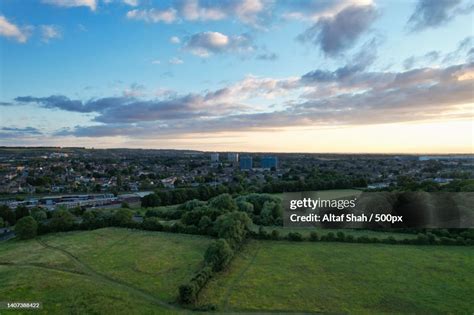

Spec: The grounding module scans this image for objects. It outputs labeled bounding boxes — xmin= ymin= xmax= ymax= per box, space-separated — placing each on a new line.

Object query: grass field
xmin=0 ymin=228 xmax=212 ymax=314
xmin=199 ymin=240 xmax=474 ymax=314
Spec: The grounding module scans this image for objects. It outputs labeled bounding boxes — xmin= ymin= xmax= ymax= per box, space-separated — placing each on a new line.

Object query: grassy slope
xmin=200 ymin=240 xmax=474 ymax=314
xmin=0 ymin=228 xmax=211 ymax=314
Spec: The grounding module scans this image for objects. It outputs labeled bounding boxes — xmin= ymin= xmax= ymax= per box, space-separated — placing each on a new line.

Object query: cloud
xmin=7 ymin=52 xmax=473 ymax=139
xmin=0 ymin=16 xmax=30 ymax=43
xmin=169 ymin=57 xmax=184 ymax=64
xmin=170 ymin=36 xmax=180 ymax=44
xmin=298 ymin=4 xmax=377 ymax=56
xmin=40 ymin=25 xmax=62 ymax=43
xmin=151 ymin=59 xmax=161 ymax=65
xmin=178 ymin=0 xmax=270 ymax=26
xmin=42 ymin=0 xmax=97 ymax=11
xmin=56 ymin=61 xmax=473 ymax=138
xmin=124 ymin=0 xmax=271 ymax=27
xmin=184 ymin=31 xmax=254 ymax=57
xmin=443 ymin=36 xmax=474 ymax=63
xmin=403 ymin=51 xmax=440 ymax=69
xmin=0 ymin=127 xmax=42 ymax=139
xmin=301 ymin=38 xmax=379 ymax=84
xmin=122 ymin=0 xmax=138 ymax=6
xmin=407 ymin=0 xmax=472 ymax=31
xmin=283 ymin=0 xmax=373 ymax=21
xmin=126 ymin=8 xmax=177 ymax=23
xmin=123 ymin=83 xmax=146 ymax=97
xmin=256 ymin=52 xmax=278 ymax=61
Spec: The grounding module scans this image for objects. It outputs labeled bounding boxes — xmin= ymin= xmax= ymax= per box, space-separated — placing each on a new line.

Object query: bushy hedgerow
xmin=178 ymin=266 xmax=213 ymax=304
xmin=287 ymin=232 xmax=303 ymax=241
xmin=309 ymin=231 xmax=319 ymax=241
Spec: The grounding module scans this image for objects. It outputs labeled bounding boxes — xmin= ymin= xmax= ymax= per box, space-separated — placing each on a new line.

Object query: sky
xmin=0 ymin=0 xmax=473 ymax=153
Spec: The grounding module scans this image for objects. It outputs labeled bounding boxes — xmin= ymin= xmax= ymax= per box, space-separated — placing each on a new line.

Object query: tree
xmin=260 ymin=201 xmax=281 ymax=225
xmin=15 ymin=205 xmax=30 ymax=221
xmin=31 ymin=209 xmax=47 ymax=222
xmin=141 ymin=193 xmax=161 ymax=208
xmin=142 ymin=217 xmax=164 ymax=231
xmin=50 ymin=209 xmax=75 ymax=231
xmin=204 ymin=239 xmax=233 ymax=271
xmin=214 ymin=211 xmax=251 ymax=248
xmin=0 ymin=205 xmax=15 ymax=225
xmin=198 ymin=216 xmax=213 ymax=234
xmin=113 ymin=209 xmax=133 ymax=226
xmin=236 ymin=200 xmax=254 ymax=215
xmin=287 ymin=232 xmax=303 ymax=241
xmin=209 ymin=194 xmax=237 ymax=212
xmin=178 ymin=284 xmax=196 ymax=304
xmin=15 ymin=216 xmax=38 ymax=239
xmin=0 ymin=217 xmax=4 ymax=228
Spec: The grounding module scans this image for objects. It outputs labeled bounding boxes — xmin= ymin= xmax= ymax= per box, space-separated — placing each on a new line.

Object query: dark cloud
xmin=301 ymin=38 xmax=379 ymax=83
xmin=15 ymin=95 xmax=88 ymax=112
xmin=443 ymin=36 xmax=474 ymax=63
xmin=407 ymin=0 xmax=472 ymax=31
xmin=403 ymin=50 xmax=440 ymax=69
xmin=256 ymin=52 xmax=278 ymax=61
xmin=0 ymin=127 xmax=42 ymax=138
xmin=12 ymin=91 xmax=247 ymax=125
xmin=298 ymin=5 xmax=377 ymax=56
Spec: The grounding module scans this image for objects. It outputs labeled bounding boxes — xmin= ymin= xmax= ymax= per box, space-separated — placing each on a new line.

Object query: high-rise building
xmin=210 ymin=153 xmax=220 ymax=162
xmin=239 ymin=156 xmax=253 ymax=170
xmin=228 ymin=153 xmax=239 ymax=162
xmin=261 ymin=156 xmax=278 ymax=169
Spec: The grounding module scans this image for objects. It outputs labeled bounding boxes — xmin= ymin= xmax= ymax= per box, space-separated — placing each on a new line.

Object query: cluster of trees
xmin=235 ymin=194 xmax=282 ymax=225
xmin=176 ymin=195 xmax=252 ymax=306
xmin=0 ymin=204 xmax=32 ymax=226
xmin=141 ymin=184 xmax=243 ymax=208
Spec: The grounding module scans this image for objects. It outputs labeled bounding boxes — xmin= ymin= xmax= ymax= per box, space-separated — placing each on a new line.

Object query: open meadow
xmin=199 ymin=240 xmax=474 ymax=313
xmin=0 ymin=228 xmax=211 ymax=314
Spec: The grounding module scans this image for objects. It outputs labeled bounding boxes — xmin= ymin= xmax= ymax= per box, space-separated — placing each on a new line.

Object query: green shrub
xmin=287 ymin=232 xmax=303 ymax=241
xmin=15 ymin=216 xmax=38 ymax=240
xmin=204 ymin=239 xmax=234 ymax=272
xmin=309 ymin=231 xmax=319 ymax=241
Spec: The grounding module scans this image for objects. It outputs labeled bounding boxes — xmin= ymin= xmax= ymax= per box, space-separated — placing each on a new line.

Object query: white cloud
xmin=123 ymin=0 xmax=271 ymax=27
xmin=180 ymin=0 xmax=227 ymax=21
xmin=283 ymin=0 xmax=373 ymax=22
xmin=184 ymin=31 xmax=254 ymax=57
xmin=151 ymin=59 xmax=161 ymax=65
xmin=170 ymin=36 xmax=180 ymax=44
xmin=122 ymin=0 xmax=138 ymax=6
xmin=42 ymin=0 xmax=97 ymax=11
xmin=169 ymin=57 xmax=184 ymax=64
xmin=126 ymin=8 xmax=177 ymax=23
xmin=40 ymin=25 xmax=62 ymax=43
xmin=0 ymin=16 xmax=30 ymax=43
